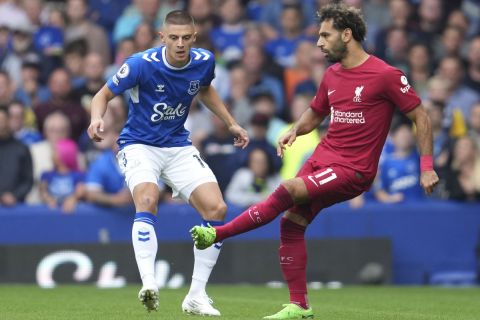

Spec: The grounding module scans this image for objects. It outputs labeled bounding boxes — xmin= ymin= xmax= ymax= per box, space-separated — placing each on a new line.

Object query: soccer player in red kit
xmin=191 ymin=4 xmax=439 ymax=319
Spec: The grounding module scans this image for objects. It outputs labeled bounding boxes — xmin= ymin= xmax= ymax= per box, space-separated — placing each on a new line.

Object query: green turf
xmin=0 ymin=285 xmax=479 ymax=320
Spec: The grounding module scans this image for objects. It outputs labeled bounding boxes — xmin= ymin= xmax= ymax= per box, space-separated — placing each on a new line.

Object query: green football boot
xmin=263 ymin=304 xmax=314 ymax=319
xmin=190 ymin=224 xmax=217 ymax=249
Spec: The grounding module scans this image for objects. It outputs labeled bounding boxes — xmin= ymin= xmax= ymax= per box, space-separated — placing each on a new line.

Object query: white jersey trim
xmin=130 ymin=85 xmax=139 ymax=103
xmin=161 ymin=47 xmax=192 ymax=70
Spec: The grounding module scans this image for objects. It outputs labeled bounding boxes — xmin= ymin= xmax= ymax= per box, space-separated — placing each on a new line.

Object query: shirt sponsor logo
xmin=400 ymin=75 xmax=411 ymax=93
xmin=151 ymin=102 xmax=187 ymax=122
xmin=353 ymin=85 xmax=364 ymax=102
xmin=330 ymin=106 xmax=365 ymax=124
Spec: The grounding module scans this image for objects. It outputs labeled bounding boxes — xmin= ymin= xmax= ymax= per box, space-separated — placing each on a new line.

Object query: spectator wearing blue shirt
xmin=85 ymin=123 xmax=132 ymax=207
xmin=374 ymin=123 xmax=424 ymax=203
xmin=8 ymin=101 xmax=42 ymax=145
xmin=264 ymin=4 xmax=315 ymax=68
xmin=40 ymin=139 xmax=85 ymax=213
xmin=210 ymin=0 xmax=246 ymax=62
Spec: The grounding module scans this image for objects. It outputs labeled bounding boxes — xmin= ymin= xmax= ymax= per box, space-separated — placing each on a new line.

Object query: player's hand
xmin=229 ymin=124 xmax=249 ymax=149
xmin=420 ymin=170 xmax=439 ymax=195
xmin=277 ymin=129 xmax=297 ymax=158
xmin=88 ymin=118 xmax=105 ymax=142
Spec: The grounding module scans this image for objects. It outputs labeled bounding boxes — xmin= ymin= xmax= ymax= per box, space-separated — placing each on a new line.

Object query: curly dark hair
xmin=317 ymin=3 xmax=367 ymax=42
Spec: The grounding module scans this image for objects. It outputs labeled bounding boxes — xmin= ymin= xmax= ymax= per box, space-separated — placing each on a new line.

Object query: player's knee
xmin=281 ymin=180 xmax=303 ymax=202
xmin=135 ymin=194 xmax=158 ymax=212
xmin=203 ymin=200 xmax=227 ymax=221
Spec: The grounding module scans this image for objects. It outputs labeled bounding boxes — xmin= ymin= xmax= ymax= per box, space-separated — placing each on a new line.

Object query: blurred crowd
xmin=0 ymin=0 xmax=480 ymax=213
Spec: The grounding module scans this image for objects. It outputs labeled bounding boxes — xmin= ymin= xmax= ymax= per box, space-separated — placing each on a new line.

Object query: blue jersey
xmin=85 ymin=149 xmax=125 ymax=194
xmin=106 ymin=46 xmax=216 ymax=149
xmin=378 ymin=151 xmax=424 ymax=200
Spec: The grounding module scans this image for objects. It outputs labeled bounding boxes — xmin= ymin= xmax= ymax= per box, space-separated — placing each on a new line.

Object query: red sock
xmin=214 ymin=185 xmax=293 ymax=242
xmin=279 ymin=217 xmax=309 ymax=309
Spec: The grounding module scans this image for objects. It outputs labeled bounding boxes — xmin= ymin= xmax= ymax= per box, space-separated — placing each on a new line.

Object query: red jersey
xmin=310 ymin=55 xmax=421 ymax=182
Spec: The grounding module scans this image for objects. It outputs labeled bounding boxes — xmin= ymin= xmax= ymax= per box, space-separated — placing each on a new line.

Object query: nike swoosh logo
xmin=328 ymin=90 xmax=336 ymax=96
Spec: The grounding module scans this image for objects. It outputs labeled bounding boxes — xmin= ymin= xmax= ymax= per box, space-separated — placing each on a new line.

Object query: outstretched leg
xmin=191 ymin=180 xmax=306 ymax=248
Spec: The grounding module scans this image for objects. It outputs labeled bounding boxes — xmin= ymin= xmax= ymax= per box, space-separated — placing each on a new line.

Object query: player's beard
xmin=324 ymin=38 xmax=348 ymax=63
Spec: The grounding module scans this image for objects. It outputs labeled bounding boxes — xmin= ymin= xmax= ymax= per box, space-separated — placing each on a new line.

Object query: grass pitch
xmin=0 ymin=285 xmax=479 ymax=320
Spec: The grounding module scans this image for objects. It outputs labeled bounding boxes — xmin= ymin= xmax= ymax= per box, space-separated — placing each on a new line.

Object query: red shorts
xmin=289 ymin=161 xmax=371 ymax=223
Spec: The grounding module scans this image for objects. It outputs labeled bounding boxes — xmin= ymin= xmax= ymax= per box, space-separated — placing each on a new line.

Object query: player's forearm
xmin=198 ymin=86 xmax=236 ymax=127
xmin=86 ymin=190 xmax=115 ymax=206
xmin=90 ymin=85 xmax=114 ymax=120
xmin=292 ymin=108 xmax=325 ymax=136
xmin=412 ymin=107 xmax=433 ymax=156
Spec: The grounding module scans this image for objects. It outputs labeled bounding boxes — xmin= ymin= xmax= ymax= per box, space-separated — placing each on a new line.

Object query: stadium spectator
xmin=424 ymin=100 xmax=451 ymax=169
xmin=374 ymin=0 xmax=413 ymax=59
xmin=265 ymin=4 xmax=315 ymax=68
xmin=210 ymin=0 xmax=246 ymax=63
xmin=200 ymin=111 xmax=241 ymax=193
xmin=73 ymin=52 xmax=107 ymax=113
xmin=294 ymin=47 xmax=328 ymax=97
xmin=410 ymin=0 xmax=443 ymax=48
xmin=242 ymin=44 xmax=285 ymax=115
xmin=283 ymin=41 xmax=316 ymax=105
xmin=465 ymin=35 xmax=480 ymax=92
xmin=87 ymin=10 xmax=249 ymax=315
xmin=105 ymin=37 xmax=136 ymax=80
xmin=437 ymin=56 xmax=480 ymax=127
xmin=1 ymin=20 xmax=39 ymax=87
xmin=65 ymin=0 xmax=110 ymax=65
xmin=435 ymin=25 xmax=466 ymax=62
xmin=259 ymin=0 xmax=317 ymax=41
xmin=63 ymin=39 xmax=88 ymax=89
xmin=133 ymin=22 xmax=156 ymax=52
xmin=384 ymin=26 xmax=409 ymax=73
xmin=85 ymin=119 xmax=132 ymax=208
xmin=191 ymin=5 xmax=439 ymax=319
xmin=250 ymin=92 xmax=286 ymax=147
xmin=374 ymin=124 xmax=423 ymax=203
xmin=113 ymin=0 xmax=162 ymax=44
xmin=27 ymin=111 xmax=78 ymax=204
xmin=237 ymin=112 xmax=282 ymax=173
xmin=0 ymin=70 xmax=14 ymax=106
xmin=278 ymin=93 xmax=320 ymax=180
xmin=440 ymin=135 xmax=480 ymax=201
xmin=187 ymin=0 xmax=217 ymax=38
xmin=8 ymin=100 xmax=42 ymax=145
xmin=87 ymin=0 xmax=130 ymax=35
xmin=39 ymin=138 xmax=85 ymax=213
xmin=14 ymin=54 xmax=50 ymax=107
xmin=33 ymin=68 xmax=89 ymax=141
xmin=469 ymin=102 xmax=480 ymax=152
xmin=226 ymin=147 xmax=282 ymax=207
xmin=406 ymin=43 xmax=433 ymax=98
xmin=227 ymin=63 xmax=252 ymax=127
xmin=0 ymin=20 xmax=9 ymax=67
xmin=0 ymin=105 xmax=33 ymax=206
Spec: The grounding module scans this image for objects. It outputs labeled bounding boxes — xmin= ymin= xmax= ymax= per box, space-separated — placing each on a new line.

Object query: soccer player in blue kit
xmin=87 ymin=10 xmax=249 ymax=316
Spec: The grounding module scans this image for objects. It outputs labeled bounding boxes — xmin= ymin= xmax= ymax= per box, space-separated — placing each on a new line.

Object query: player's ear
xmin=192 ymin=31 xmax=197 ymax=43
xmin=158 ymin=31 xmax=165 ymax=44
xmin=342 ymin=28 xmax=352 ymax=43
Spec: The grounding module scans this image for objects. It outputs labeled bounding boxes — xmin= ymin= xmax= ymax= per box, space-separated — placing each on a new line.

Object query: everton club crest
xmin=187 ymin=80 xmax=200 ymax=95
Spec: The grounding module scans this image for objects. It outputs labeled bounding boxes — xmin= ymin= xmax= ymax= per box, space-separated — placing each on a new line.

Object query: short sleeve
xmin=310 ymin=78 xmax=330 ymax=117
xmin=106 ymin=55 xmax=142 ymax=96
xmin=85 ymin=160 xmax=104 ymax=190
xmin=382 ymin=68 xmax=421 ymax=114
xmin=202 ymin=54 xmax=216 ymax=87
